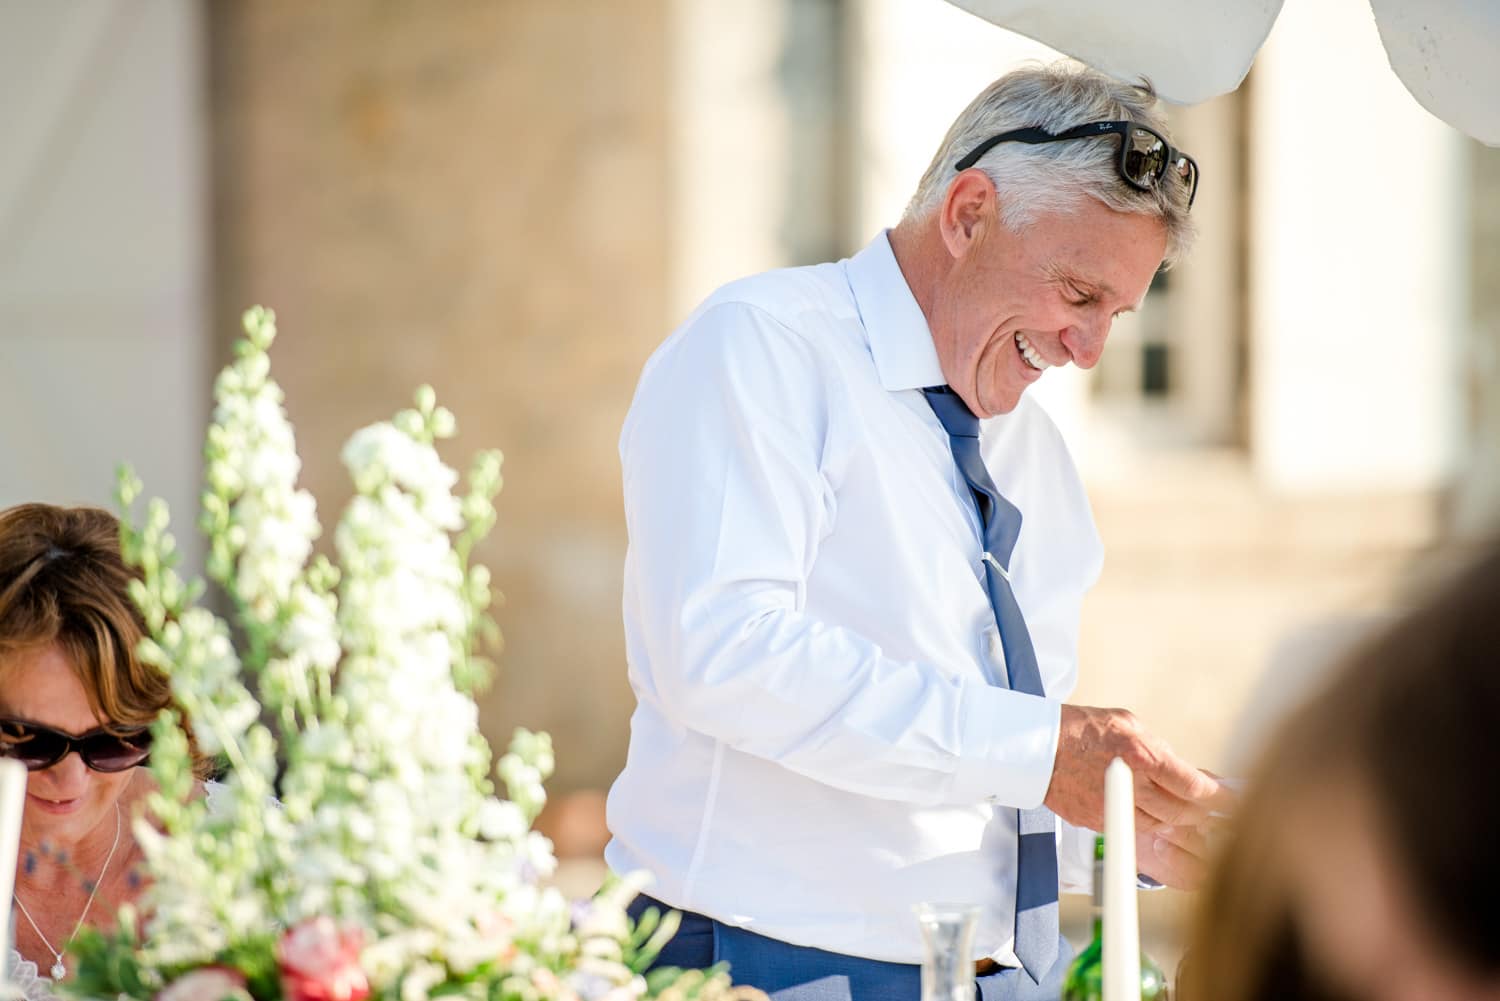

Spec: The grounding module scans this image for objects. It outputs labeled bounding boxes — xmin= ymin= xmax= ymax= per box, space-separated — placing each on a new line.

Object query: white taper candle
xmin=1102 ymin=757 xmax=1141 ymax=1001
xmin=0 ymin=758 xmax=28 ymax=979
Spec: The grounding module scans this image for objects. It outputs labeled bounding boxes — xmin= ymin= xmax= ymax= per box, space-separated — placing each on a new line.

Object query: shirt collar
xmin=845 ymin=230 xmax=946 ymax=392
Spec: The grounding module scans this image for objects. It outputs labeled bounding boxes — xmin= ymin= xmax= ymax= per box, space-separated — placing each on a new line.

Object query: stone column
xmin=210 ymin=0 xmax=670 ymax=792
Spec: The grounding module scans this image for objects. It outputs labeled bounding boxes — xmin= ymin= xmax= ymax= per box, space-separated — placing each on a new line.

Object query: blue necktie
xmin=922 ymin=386 xmax=1060 ymax=984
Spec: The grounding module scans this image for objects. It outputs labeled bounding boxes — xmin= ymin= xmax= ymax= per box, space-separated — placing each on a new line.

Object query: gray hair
xmin=903 ymin=62 xmax=1195 ymax=265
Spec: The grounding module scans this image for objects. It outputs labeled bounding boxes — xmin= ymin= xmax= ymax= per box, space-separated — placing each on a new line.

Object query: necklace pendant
xmin=50 ymin=960 xmax=66 ymax=980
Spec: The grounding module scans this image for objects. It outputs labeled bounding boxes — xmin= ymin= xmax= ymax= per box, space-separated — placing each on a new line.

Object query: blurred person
xmin=0 ymin=503 xmax=211 ymax=1001
xmin=607 ymin=62 xmax=1229 ymax=1001
xmin=1182 ymin=546 xmax=1500 ymax=1001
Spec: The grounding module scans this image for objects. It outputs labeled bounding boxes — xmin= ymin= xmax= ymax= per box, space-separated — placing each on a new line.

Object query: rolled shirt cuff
xmin=950 ymin=680 xmax=1061 ymax=809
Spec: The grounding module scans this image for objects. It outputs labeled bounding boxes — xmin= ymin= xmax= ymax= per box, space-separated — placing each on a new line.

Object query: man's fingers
xmin=1153 ymin=824 xmax=1211 ymax=862
xmin=1137 ymin=749 xmax=1237 ymax=819
xmin=1133 ymin=801 xmax=1221 ymax=861
xmin=1134 ymin=779 xmax=1213 ymax=829
xmin=1208 ymin=775 xmax=1243 ymax=816
xmin=1204 ymin=776 xmax=1238 ymax=815
xmin=1137 ymin=830 xmax=1210 ymax=890
xmin=1139 ymin=747 xmax=1224 ymax=803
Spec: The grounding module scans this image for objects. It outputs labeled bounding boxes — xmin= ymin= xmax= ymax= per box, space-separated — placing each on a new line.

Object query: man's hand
xmin=1044 ymin=704 xmax=1234 ymax=889
xmin=1135 ymin=824 xmax=1213 ymax=888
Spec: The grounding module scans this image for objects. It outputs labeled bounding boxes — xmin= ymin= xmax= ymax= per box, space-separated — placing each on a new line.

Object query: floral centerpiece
xmin=66 ymin=309 xmax=747 ymax=1001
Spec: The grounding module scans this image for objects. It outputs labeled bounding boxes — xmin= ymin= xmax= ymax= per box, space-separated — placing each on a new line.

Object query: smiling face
xmin=0 ymin=642 xmax=137 ymax=847
xmin=925 ymin=170 xmax=1168 ymax=417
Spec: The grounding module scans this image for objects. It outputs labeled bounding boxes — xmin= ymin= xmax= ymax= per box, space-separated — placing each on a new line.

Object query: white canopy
xmin=943 ymin=0 xmax=1500 ymax=145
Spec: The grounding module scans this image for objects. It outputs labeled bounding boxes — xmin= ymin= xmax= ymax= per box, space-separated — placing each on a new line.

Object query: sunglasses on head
xmin=0 ymin=717 xmax=152 ymax=772
xmin=955 ymin=120 xmax=1199 ymax=208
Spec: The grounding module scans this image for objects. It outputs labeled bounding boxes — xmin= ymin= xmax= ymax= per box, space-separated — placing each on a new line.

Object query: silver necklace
xmin=12 ymin=802 xmax=122 ymax=981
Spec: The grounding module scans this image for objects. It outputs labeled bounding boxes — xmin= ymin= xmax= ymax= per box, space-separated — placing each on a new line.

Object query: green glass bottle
xmin=1060 ymin=836 xmax=1170 ymax=1001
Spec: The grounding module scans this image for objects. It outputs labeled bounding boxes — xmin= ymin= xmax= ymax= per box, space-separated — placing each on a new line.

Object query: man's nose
xmin=1059 ymin=315 xmax=1111 ymax=369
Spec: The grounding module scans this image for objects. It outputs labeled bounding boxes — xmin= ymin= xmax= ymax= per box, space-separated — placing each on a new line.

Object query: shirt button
xmin=987 ymin=631 xmax=1004 ymax=660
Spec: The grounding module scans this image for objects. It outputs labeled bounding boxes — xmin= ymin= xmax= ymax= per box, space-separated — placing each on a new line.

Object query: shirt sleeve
xmin=1059 ymin=821 xmax=1097 ymax=894
xmin=1058 ymin=822 xmax=1167 ymax=893
xmin=620 ymin=300 xmax=1061 ymax=809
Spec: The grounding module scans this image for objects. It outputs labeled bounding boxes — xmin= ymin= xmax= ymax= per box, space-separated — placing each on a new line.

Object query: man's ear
xmin=938 ymin=169 xmax=997 ymax=260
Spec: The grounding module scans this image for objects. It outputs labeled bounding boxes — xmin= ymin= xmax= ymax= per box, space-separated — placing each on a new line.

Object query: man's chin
xmin=977 ymin=389 xmax=1024 ymax=417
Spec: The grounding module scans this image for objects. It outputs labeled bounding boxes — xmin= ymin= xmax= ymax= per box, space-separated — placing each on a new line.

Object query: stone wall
xmin=209 ymin=1 xmax=670 ymax=792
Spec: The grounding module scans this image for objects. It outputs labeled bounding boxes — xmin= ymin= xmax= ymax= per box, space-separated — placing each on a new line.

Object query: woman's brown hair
xmin=0 ymin=503 xmax=210 ymax=778
xmin=1182 ymin=547 xmax=1500 ymax=1000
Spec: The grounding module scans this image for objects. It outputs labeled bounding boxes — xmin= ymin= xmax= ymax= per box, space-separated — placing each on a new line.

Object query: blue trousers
xmin=627 ymin=895 xmax=1073 ymax=1001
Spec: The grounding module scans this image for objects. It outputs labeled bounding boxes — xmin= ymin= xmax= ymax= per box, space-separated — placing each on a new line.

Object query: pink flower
xmin=475 ymin=910 xmax=518 ymax=964
xmin=156 ymin=966 xmax=250 ymax=1001
xmin=277 ymin=917 xmax=371 ymax=1001
xmin=531 ymin=969 xmax=561 ymax=996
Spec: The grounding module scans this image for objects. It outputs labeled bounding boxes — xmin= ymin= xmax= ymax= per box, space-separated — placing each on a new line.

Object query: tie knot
xmin=921 ymin=386 xmax=980 ymax=438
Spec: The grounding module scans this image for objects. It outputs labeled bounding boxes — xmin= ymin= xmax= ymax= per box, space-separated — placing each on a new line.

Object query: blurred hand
xmin=1044 ymin=704 xmax=1235 ymax=889
xmin=1136 ymin=823 xmax=1214 ymax=888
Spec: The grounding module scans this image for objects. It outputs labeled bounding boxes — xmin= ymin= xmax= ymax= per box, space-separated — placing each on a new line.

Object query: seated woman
xmin=1181 ymin=547 xmax=1500 ymax=1001
xmin=1 ymin=503 xmax=211 ymax=1000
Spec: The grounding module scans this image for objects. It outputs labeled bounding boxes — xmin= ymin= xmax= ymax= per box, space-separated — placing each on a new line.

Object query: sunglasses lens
xmin=82 ymin=730 xmax=152 ymax=772
xmin=0 ymin=720 xmax=152 ymax=772
xmin=0 ymin=720 xmax=68 ymax=770
xmin=1179 ymin=157 xmax=1200 ymax=205
xmin=1124 ymin=129 xmax=1168 ymax=186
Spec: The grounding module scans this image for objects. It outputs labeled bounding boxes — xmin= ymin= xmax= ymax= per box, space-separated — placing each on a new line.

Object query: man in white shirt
xmin=606 ymin=63 xmax=1230 ymax=1001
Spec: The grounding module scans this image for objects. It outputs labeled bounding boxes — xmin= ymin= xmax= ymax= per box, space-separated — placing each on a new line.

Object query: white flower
xmin=396 ymin=961 xmax=446 ymax=1001
xmin=109 ymin=309 xmax=694 ymax=1001
xmin=477 ymin=799 xmax=528 ymax=843
xmin=341 ymin=424 xmax=462 ymax=531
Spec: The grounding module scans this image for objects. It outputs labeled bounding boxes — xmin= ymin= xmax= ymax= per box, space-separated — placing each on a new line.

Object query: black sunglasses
xmin=955 ymin=120 xmax=1199 ymax=208
xmin=0 ymin=717 xmax=152 ymax=772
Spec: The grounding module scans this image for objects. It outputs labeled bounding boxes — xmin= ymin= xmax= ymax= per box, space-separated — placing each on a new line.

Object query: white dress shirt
xmin=605 ymin=231 xmax=1104 ymax=966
